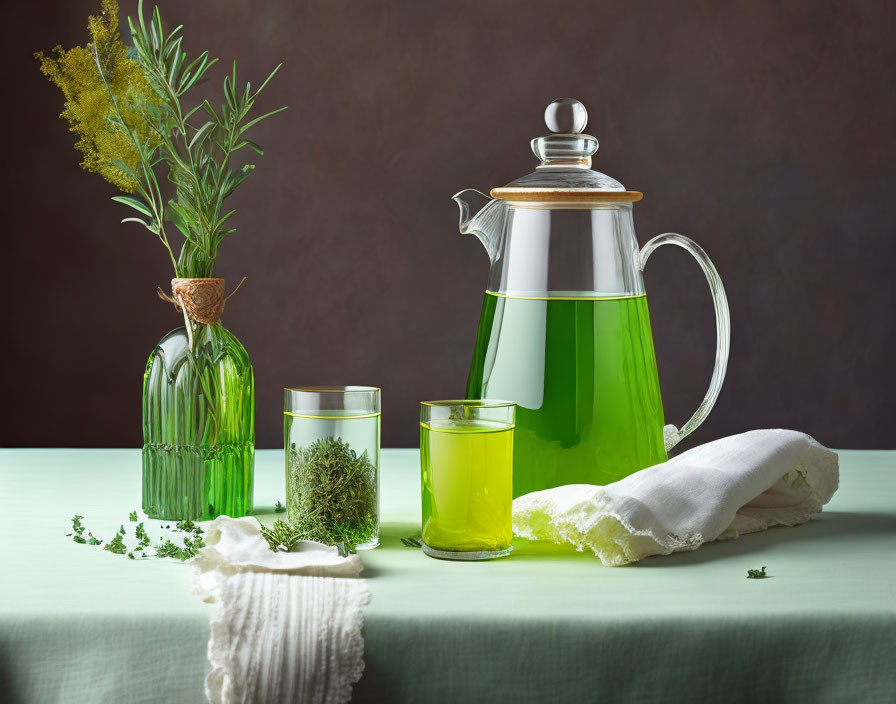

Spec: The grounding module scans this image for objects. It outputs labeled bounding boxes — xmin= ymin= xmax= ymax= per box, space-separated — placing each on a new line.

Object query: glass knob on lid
xmin=491 ymin=98 xmax=642 ymax=203
xmin=544 ymin=97 xmax=588 ymax=133
xmin=532 ymin=98 xmax=599 ymax=170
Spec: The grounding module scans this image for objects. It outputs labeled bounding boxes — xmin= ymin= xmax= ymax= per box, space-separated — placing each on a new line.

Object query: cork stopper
xmin=171 ymin=278 xmax=225 ymax=324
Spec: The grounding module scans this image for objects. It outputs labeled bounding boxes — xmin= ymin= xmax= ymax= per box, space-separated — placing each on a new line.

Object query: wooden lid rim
xmin=490 ymin=188 xmax=643 ymax=203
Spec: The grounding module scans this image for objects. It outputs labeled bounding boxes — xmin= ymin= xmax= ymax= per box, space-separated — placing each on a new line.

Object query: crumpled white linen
xmin=512 ymin=429 xmax=839 ymax=566
xmin=192 ymin=516 xmax=369 ymax=704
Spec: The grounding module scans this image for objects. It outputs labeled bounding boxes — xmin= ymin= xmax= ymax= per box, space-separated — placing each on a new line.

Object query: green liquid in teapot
xmin=466 ymin=291 xmax=667 ymax=497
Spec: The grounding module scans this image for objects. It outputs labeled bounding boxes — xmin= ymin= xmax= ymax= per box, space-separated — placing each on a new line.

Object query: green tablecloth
xmin=1 ymin=449 xmax=894 ymax=703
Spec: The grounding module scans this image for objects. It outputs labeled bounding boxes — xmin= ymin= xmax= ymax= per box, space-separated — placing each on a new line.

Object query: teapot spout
xmin=452 ymin=189 xmax=507 ymax=264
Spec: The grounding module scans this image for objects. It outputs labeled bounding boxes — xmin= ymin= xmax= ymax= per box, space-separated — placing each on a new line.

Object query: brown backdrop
xmin=4 ymin=0 xmax=895 ymax=449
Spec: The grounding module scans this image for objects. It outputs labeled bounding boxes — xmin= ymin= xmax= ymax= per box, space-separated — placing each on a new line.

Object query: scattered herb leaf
xmin=155 ymin=536 xmax=203 ymax=561
xmin=104 ymin=532 xmax=128 ymax=555
xmin=68 ymin=512 xmax=208 ymax=561
xmin=135 ymin=522 xmax=151 ymax=549
xmin=129 ymin=511 xmax=138 ymax=522
xmin=401 ymin=536 xmax=422 ymax=548
xmin=747 ymin=566 xmax=768 ymax=579
xmin=274 ymin=500 xmax=286 ymax=513
xmin=71 ymin=515 xmax=87 ymax=543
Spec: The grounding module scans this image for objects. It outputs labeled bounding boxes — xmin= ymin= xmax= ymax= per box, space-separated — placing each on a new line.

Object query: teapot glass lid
xmin=490 ymin=98 xmax=643 ymax=204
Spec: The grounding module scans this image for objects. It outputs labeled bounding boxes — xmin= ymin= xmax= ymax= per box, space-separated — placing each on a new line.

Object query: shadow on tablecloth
xmin=631 ymin=510 xmax=896 ymax=567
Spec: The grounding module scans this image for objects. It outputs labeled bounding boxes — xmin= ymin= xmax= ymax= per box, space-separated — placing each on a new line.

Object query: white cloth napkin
xmin=192 ymin=516 xmax=370 ymax=704
xmin=512 ymin=429 xmax=839 ymax=566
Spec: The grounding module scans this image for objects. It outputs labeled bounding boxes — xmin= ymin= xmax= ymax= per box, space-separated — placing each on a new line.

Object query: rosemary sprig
xmin=121 ymin=0 xmax=286 ymax=277
xmin=128 ymin=510 xmax=138 ymax=522
xmin=747 ymin=566 xmax=768 ymax=579
xmin=259 ymin=520 xmax=360 ymax=557
xmin=274 ymin=501 xmax=286 ymax=513
xmin=260 ymin=520 xmax=303 ymax=552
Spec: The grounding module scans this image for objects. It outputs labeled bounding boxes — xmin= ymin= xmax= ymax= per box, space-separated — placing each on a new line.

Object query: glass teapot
xmin=454 ymin=98 xmax=730 ymax=497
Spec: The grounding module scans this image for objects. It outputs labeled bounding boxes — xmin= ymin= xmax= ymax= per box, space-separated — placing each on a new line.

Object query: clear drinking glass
xmin=284 ymin=386 xmax=380 ymax=550
xmin=419 ymin=400 xmax=515 ymax=560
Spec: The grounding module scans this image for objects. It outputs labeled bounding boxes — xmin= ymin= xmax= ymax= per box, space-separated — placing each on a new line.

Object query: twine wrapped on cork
xmin=157 ymin=277 xmax=245 ymax=325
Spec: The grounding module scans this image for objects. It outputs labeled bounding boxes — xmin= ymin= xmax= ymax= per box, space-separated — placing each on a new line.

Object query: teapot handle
xmin=638 ymin=234 xmax=730 ymax=452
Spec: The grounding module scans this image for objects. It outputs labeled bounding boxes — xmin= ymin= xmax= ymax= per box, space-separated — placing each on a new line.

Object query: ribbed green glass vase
xmin=142 ymin=323 xmax=255 ymax=520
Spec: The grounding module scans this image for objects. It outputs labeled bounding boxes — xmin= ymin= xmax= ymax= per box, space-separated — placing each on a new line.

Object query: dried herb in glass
xmin=286 ymin=436 xmax=377 ymax=550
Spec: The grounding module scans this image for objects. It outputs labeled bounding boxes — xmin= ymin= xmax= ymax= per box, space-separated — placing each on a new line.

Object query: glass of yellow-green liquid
xmin=419 ymin=400 xmax=515 ymax=560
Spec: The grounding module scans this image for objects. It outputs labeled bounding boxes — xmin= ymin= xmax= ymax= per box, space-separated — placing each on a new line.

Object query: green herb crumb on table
xmin=71 ymin=515 xmax=86 ymax=543
xmin=747 ymin=566 xmax=768 ymax=579
xmin=70 ymin=512 xmax=206 ymax=561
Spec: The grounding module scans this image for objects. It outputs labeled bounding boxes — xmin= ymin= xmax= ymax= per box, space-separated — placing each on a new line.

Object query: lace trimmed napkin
xmin=513 ymin=429 xmax=839 ymax=566
xmin=192 ymin=516 xmax=370 ymax=704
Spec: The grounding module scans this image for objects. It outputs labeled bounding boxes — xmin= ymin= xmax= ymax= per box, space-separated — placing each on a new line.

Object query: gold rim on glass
xmin=485 ymin=291 xmax=643 ymax=302
xmin=283 ymin=411 xmax=381 ymax=419
xmin=420 ymin=399 xmax=515 ymax=408
xmin=284 ymin=385 xmax=381 ymax=393
xmin=284 ymin=385 xmax=380 ymax=418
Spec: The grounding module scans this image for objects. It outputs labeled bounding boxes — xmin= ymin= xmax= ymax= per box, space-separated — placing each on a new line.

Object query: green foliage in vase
xmin=286 ymin=437 xmax=378 ymax=550
xmin=36 ymin=0 xmax=161 ymax=193
xmin=37 ymin=0 xmax=286 ymax=278
xmin=142 ymin=323 xmax=255 ymax=520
